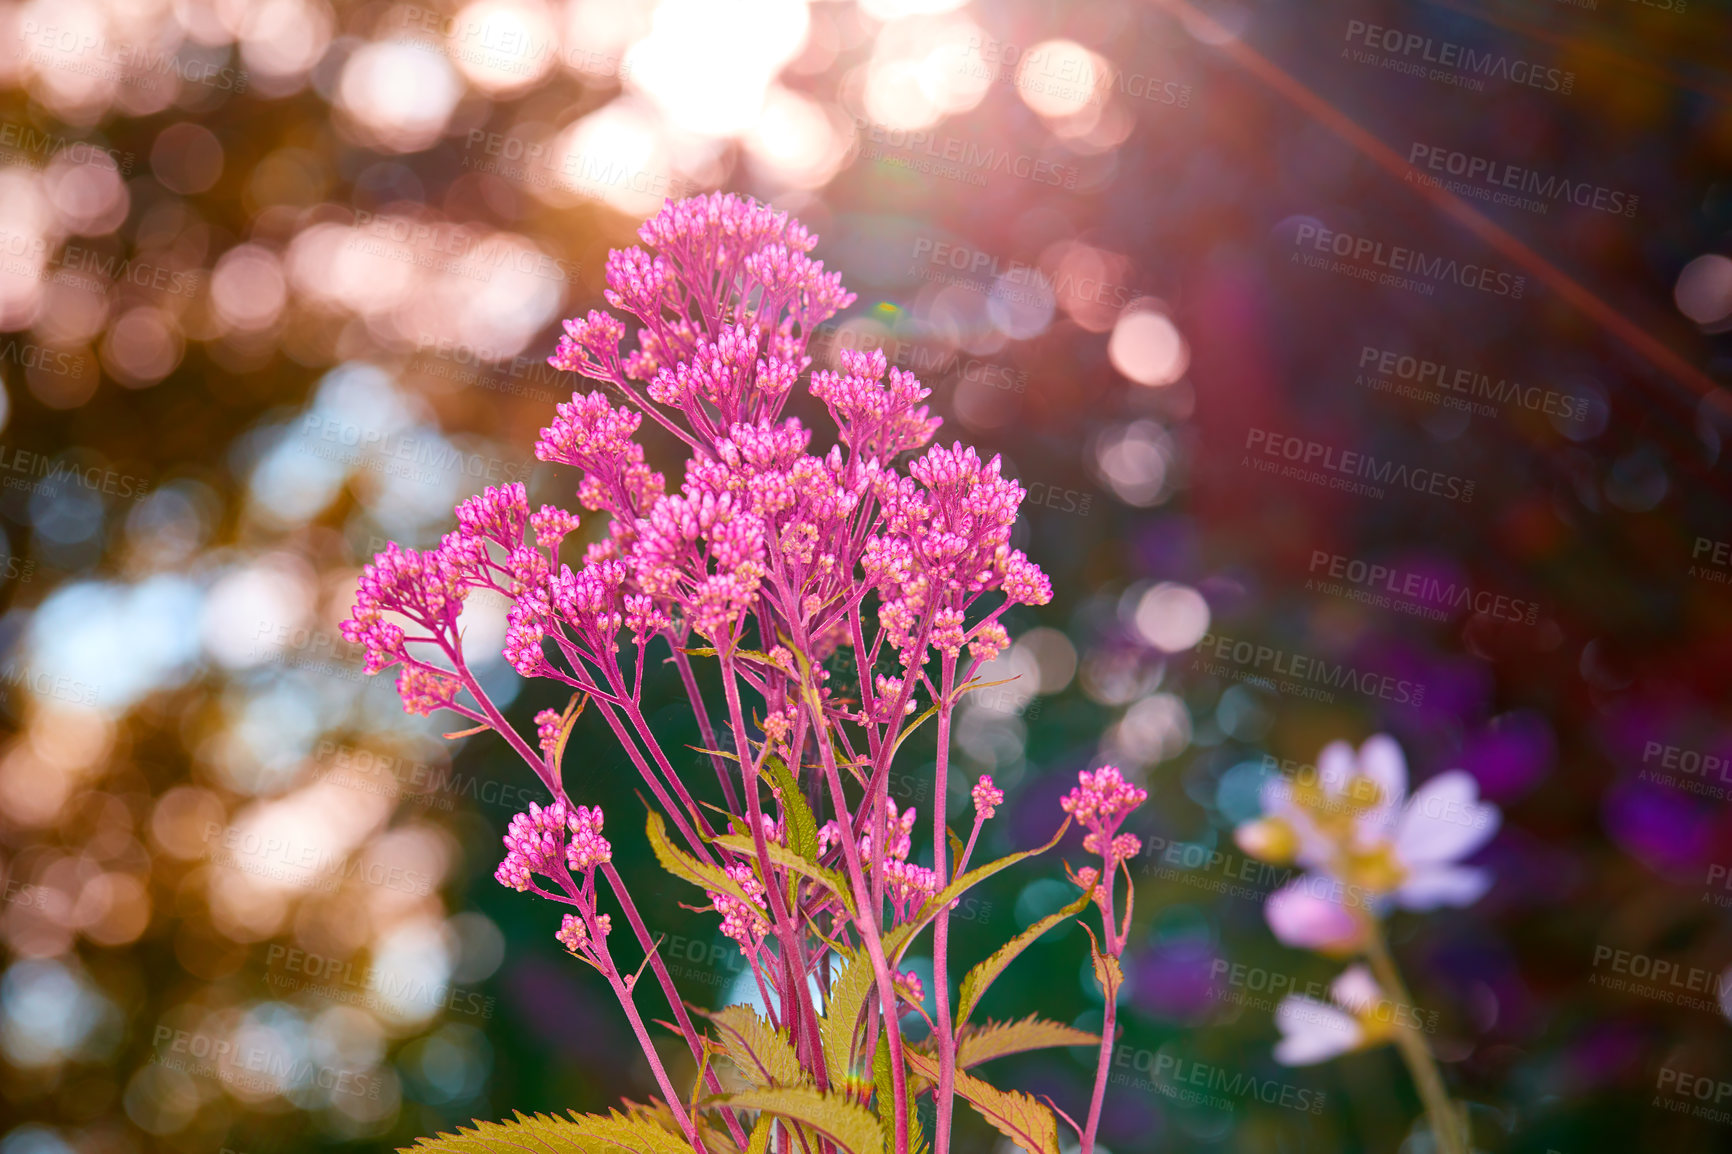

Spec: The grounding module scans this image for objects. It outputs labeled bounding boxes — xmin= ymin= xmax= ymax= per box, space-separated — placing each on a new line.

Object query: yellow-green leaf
xmin=1081 ymin=922 xmax=1124 ymax=998
xmin=956 ymin=1015 xmax=1098 ymax=1069
xmin=882 ymin=820 xmax=1070 ymax=965
xmin=398 ymin=1108 xmax=696 ymax=1154
xmin=904 ymin=1053 xmax=1059 ymax=1154
xmin=820 ymin=948 xmax=877 ymax=1085
xmin=957 ymin=892 xmax=1093 ymax=1025
xmin=764 ymin=754 xmax=820 ymax=864
xmin=873 ymin=1033 xmax=926 ymax=1154
xmin=645 ymin=812 xmax=758 ymax=907
xmin=708 ymin=1006 xmax=802 ymax=1088
xmin=721 ymin=1087 xmax=884 ymax=1154
xmin=714 ymin=833 xmax=856 ymax=917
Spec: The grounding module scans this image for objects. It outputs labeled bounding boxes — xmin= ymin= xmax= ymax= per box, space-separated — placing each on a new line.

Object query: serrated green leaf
xmin=708 ymin=1006 xmax=802 ymax=1088
xmin=764 ymin=754 xmax=820 ymax=864
xmin=873 ymin=1033 xmax=925 ymax=1154
xmin=714 ymin=832 xmax=856 ymax=917
xmin=398 ymin=1108 xmax=696 ymax=1154
xmin=904 ymin=1054 xmax=1059 ymax=1154
xmin=957 ymin=891 xmax=1093 ymax=1024
xmin=820 ymin=948 xmax=877 ymax=1085
xmin=881 ymin=820 xmax=1070 ymax=965
xmin=956 ymin=1015 xmax=1098 ymax=1069
xmin=1081 ymin=922 xmax=1124 ymax=998
xmin=745 ymin=1115 xmax=772 ymax=1154
xmin=722 ymin=1087 xmax=884 ymax=1154
xmin=645 ymin=812 xmax=759 ymax=907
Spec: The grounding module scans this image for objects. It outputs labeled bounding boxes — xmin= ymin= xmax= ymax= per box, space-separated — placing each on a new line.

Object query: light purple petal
xmin=1274 ymin=996 xmax=1362 ymax=1065
xmin=1358 ymin=733 xmax=1409 ymax=807
xmin=1394 ymin=771 xmax=1501 ymax=867
xmin=1266 ymin=878 xmax=1367 ymax=951
xmin=1330 ymin=964 xmax=1381 ymax=1013
xmin=1316 ymin=740 xmax=1355 ymax=794
xmin=1394 ymin=865 xmax=1492 ymax=910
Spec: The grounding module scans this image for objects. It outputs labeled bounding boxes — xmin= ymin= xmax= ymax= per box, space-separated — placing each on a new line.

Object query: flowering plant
xmin=1236 ymin=735 xmax=1501 ymax=1154
xmin=344 ymin=194 xmax=1146 ymax=1154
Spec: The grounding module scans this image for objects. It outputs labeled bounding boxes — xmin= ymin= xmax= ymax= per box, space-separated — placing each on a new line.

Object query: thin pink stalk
xmin=931 ymin=655 xmax=960 ymax=1153
xmin=600 ymin=862 xmax=749 ymax=1149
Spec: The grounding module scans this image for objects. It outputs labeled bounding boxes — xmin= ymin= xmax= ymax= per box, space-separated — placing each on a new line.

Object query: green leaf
xmin=904 ymin=1053 xmax=1059 ymax=1154
xmin=398 ymin=1109 xmax=696 ymax=1154
xmin=873 ymin=1034 xmax=925 ymax=1154
xmin=708 ymin=1006 xmax=802 ymax=1088
xmin=1081 ymin=922 xmax=1124 ymax=999
xmin=745 ymin=1115 xmax=773 ymax=1154
xmin=713 ymin=832 xmax=856 ymax=917
xmin=820 ymin=948 xmax=877 ymax=1085
xmin=645 ymin=812 xmax=759 ymax=907
xmin=956 ymin=1015 xmax=1098 ymax=1069
xmin=764 ymin=754 xmax=820 ymax=864
xmin=721 ymin=1087 xmax=884 ymax=1154
xmin=957 ymin=891 xmax=1093 ymax=1024
xmin=882 ymin=820 xmax=1071 ymax=965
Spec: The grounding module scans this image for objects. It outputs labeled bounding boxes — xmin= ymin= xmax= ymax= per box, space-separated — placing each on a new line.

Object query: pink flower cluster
xmin=341 ymin=194 xmax=1089 ymax=1153
xmin=1062 ymin=765 xmax=1148 ymax=865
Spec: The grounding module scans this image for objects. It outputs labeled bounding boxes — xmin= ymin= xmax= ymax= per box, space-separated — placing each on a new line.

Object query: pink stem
xmin=601 ymin=863 xmax=749 ymax=1149
xmin=931 ymin=654 xmax=959 ymax=1153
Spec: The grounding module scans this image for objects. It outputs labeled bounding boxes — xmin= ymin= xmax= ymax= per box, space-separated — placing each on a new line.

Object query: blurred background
xmin=1 ymin=0 xmax=1730 ymax=1151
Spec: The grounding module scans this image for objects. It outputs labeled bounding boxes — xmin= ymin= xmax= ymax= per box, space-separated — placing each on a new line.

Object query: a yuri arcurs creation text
xmin=342 ymin=194 xmax=1147 ymax=1154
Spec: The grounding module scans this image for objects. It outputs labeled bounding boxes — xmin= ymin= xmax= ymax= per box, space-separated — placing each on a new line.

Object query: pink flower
xmin=1263 ymin=881 xmax=1370 ymax=956
xmin=1061 ymin=765 xmax=1148 ymax=863
xmin=972 ymin=775 xmax=1004 ymax=820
